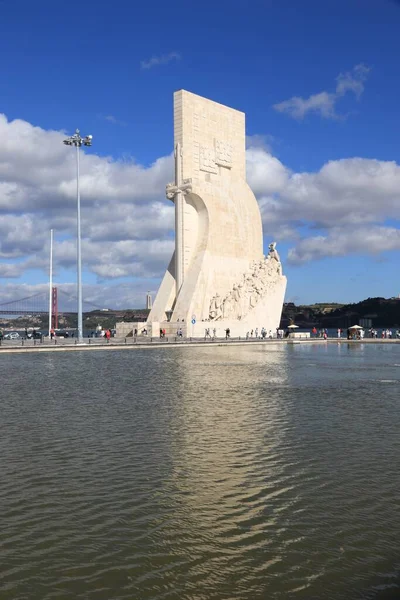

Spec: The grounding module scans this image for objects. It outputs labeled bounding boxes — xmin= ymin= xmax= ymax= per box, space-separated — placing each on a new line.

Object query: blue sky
xmin=1 ymin=0 xmax=400 ymax=307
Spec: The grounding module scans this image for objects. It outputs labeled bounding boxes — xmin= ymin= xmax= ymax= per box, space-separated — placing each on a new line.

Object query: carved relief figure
xmin=232 ymin=284 xmax=242 ymax=319
xmin=209 ymin=293 xmax=223 ymax=320
xmin=268 ymin=242 xmax=281 ymax=262
xmin=209 ymin=295 xmax=217 ymax=319
xmin=268 ymin=242 xmax=282 ymax=275
xmin=208 ymin=242 xmax=283 ymax=321
xmin=223 ymin=291 xmax=234 ymax=320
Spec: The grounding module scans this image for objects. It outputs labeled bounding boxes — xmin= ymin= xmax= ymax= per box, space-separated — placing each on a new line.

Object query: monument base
xmin=149 ymin=273 xmax=286 ymax=339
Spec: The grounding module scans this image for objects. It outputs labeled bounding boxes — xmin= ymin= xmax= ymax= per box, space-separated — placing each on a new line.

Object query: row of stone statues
xmin=209 ymin=243 xmax=282 ymax=321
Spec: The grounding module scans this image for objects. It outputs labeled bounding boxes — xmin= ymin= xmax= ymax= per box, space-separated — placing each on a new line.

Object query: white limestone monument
xmin=147 ymin=90 xmax=287 ymax=337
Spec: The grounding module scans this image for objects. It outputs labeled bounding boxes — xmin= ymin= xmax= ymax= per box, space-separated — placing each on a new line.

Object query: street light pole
xmin=63 ymin=129 xmax=93 ymax=342
xmin=75 ymin=141 xmax=83 ymax=343
xmin=48 ymin=229 xmax=53 ymax=337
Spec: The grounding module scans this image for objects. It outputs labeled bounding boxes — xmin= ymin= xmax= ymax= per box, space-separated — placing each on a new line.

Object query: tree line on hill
xmin=281 ymin=297 xmax=400 ymax=328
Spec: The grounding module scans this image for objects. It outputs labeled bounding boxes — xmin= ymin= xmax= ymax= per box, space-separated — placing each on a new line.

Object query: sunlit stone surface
xmin=148 ymin=90 xmax=287 ymax=337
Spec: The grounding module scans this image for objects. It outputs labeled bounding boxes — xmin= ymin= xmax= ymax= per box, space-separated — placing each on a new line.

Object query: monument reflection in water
xmin=167 ymin=344 xmax=290 ymax=535
xmin=1 ymin=343 xmax=400 ymax=600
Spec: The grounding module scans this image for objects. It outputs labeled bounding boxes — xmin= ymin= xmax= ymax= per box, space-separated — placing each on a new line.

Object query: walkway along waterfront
xmin=0 ymin=336 xmax=399 ymax=354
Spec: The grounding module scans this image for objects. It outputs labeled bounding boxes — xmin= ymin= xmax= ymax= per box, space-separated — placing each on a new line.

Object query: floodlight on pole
xmin=63 ymin=129 xmax=93 ymax=342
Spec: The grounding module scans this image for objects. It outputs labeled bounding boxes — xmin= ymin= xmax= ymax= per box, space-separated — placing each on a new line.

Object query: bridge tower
xmin=52 ymin=287 xmax=58 ymax=329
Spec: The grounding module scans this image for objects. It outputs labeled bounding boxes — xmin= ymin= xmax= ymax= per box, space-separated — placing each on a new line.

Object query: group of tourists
xmin=204 ymin=328 xmax=216 ymax=338
xmin=369 ymin=328 xmax=400 ymax=339
xmin=310 ymin=326 xmax=400 ymax=339
xmin=246 ymin=328 xmax=274 ymax=339
xmin=345 ymin=327 xmax=400 ymax=339
xmin=312 ymin=327 xmax=329 ymax=339
xmin=202 ymin=327 xmax=285 ymax=340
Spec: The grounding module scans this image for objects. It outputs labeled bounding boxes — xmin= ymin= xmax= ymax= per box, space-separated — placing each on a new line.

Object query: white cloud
xmin=0 ymin=114 xmax=400 ymax=306
xmin=140 ymin=52 xmax=181 ymax=70
xmin=0 ymin=113 xmax=174 ymax=296
xmin=262 ymin=157 xmax=400 ymax=229
xmin=53 ymin=238 xmax=175 ymax=279
xmin=335 ymin=63 xmax=370 ymax=98
xmin=245 ymin=134 xmax=275 ymax=153
xmin=245 ymin=137 xmax=400 ymax=265
xmin=273 ymin=91 xmax=337 ymax=120
xmin=273 ymin=64 xmax=370 ymax=120
xmin=246 ymin=146 xmax=289 ymax=195
xmin=287 ymin=227 xmax=400 ymax=265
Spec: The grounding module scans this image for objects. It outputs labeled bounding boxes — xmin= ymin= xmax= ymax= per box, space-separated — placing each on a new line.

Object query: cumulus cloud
xmin=287 ymin=227 xmax=400 ymax=265
xmin=245 ymin=137 xmax=400 ymax=264
xmin=245 ymin=134 xmax=275 ymax=153
xmin=140 ymin=52 xmax=181 ymax=70
xmin=0 ymin=113 xmax=174 ymax=298
xmin=273 ymin=64 xmax=370 ymax=120
xmin=246 ymin=146 xmax=289 ymax=195
xmin=262 ymin=157 xmax=400 ymax=228
xmin=0 ymin=113 xmax=400 ymax=306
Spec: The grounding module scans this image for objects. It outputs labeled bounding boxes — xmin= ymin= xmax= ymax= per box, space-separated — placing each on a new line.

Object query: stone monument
xmin=147 ymin=90 xmax=287 ymax=337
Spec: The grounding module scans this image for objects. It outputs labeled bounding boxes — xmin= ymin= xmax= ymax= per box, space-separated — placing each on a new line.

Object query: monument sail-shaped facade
xmin=147 ymin=90 xmax=287 ymax=337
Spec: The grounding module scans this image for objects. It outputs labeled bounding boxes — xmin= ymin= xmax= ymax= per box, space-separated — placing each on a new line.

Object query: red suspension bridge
xmin=0 ymin=288 xmax=108 ymax=327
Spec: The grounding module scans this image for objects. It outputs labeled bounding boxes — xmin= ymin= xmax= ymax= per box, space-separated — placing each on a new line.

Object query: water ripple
xmin=1 ymin=344 xmax=400 ymax=599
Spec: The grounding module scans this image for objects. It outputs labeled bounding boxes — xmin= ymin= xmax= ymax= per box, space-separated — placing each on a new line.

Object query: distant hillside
xmin=0 ymin=308 xmax=151 ymax=331
xmin=281 ymin=297 xmax=400 ymax=328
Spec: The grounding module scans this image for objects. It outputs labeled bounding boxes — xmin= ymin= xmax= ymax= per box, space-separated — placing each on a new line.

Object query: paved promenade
xmin=0 ymin=336 xmax=399 ymax=354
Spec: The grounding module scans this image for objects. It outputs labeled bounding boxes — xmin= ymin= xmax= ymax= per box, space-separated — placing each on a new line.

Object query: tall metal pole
xmin=76 ymin=143 xmax=83 ymax=342
xmin=48 ymin=229 xmax=53 ymax=337
xmin=63 ymin=129 xmax=92 ymax=343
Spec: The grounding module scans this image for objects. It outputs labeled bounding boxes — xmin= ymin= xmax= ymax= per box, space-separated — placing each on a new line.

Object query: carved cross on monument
xmin=166 ymin=142 xmax=192 ymax=298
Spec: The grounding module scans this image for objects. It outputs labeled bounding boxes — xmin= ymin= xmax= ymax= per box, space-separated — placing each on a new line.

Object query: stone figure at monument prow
xmin=147 ymin=90 xmax=287 ymax=337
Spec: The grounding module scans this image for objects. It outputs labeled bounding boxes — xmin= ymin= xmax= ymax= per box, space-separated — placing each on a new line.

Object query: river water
xmin=1 ymin=343 xmax=399 ymax=600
